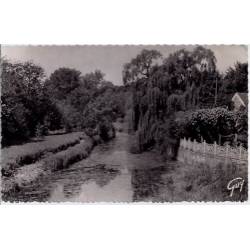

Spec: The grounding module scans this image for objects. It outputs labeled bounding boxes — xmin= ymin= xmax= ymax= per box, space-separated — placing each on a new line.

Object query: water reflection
xmin=4 ymin=132 xmax=175 ymax=203
xmin=6 ymin=164 xmax=121 ymax=202
xmin=49 ymin=172 xmax=133 ymax=202
xmin=59 ymin=164 xmax=120 ymax=199
xmin=131 ymin=166 xmax=175 ymax=202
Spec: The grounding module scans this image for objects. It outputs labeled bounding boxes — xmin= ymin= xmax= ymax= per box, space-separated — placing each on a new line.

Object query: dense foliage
xmin=124 ymin=47 xmax=248 ymax=157
xmin=1 ymin=60 xmax=50 ymax=145
xmin=1 ymin=60 xmax=126 ymax=146
xmin=180 ymin=108 xmax=236 ymax=143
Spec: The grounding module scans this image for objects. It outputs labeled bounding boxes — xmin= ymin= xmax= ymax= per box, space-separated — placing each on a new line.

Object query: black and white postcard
xmin=0 ymin=45 xmax=248 ymax=202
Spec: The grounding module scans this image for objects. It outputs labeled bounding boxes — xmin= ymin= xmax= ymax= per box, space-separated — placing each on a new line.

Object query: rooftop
xmin=237 ymin=92 xmax=248 ymax=106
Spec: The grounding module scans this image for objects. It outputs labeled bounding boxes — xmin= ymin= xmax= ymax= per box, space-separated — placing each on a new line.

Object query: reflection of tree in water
xmin=94 ymin=166 xmax=119 ymax=188
xmin=63 ymin=164 xmax=120 ymax=198
xmin=131 ymin=166 xmax=172 ymax=202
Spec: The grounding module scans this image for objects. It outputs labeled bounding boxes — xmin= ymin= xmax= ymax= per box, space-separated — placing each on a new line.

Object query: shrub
xmin=35 ymin=123 xmax=49 ymax=139
xmin=98 ymin=120 xmax=115 ymax=141
xmin=183 ymin=108 xmax=236 ymax=143
xmin=235 ymin=109 xmax=248 ymax=148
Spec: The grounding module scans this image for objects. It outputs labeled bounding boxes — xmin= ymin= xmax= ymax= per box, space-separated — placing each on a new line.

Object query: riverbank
xmin=2 ymin=130 xmax=169 ymax=202
xmin=1 ymin=132 xmax=85 ymax=176
xmin=1 ymin=132 xmax=96 ymax=200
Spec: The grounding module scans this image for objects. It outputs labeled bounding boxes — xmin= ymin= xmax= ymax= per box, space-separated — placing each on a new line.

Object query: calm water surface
xmin=7 ymin=132 xmax=179 ymax=202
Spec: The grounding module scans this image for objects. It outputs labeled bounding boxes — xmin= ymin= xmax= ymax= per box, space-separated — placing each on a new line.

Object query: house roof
xmin=237 ymin=92 xmax=248 ymax=106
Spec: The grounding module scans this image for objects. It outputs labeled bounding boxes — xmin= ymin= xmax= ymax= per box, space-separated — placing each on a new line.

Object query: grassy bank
xmin=175 ymin=148 xmax=248 ymax=201
xmin=1 ymin=135 xmax=95 ymax=199
xmin=43 ymin=137 xmax=94 ymax=171
xmin=1 ymin=132 xmax=85 ymax=177
xmin=180 ymin=161 xmax=248 ymax=202
xmin=157 ymin=160 xmax=248 ymax=202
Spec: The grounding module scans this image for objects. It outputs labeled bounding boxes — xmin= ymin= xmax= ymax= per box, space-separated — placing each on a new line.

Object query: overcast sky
xmin=1 ymin=45 xmax=248 ymax=85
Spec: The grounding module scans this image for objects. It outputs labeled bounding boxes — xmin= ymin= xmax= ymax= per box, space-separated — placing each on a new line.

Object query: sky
xmin=1 ymin=45 xmax=248 ymax=85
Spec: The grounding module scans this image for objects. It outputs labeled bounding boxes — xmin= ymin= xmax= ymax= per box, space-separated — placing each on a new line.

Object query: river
xmin=6 ymin=132 xmax=181 ymax=202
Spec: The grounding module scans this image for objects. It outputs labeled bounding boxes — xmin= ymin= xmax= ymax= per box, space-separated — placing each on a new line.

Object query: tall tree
xmin=124 ymin=46 xmax=220 ymax=156
xmin=1 ymin=59 xmax=47 ymax=145
xmin=45 ymin=67 xmax=81 ymax=100
xmin=122 ymin=49 xmax=162 ymax=86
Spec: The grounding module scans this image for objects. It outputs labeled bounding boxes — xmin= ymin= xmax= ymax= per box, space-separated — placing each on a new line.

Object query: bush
xmin=1 ymin=102 xmax=31 ymax=146
xmin=35 ymin=123 xmax=49 ymax=139
xmin=235 ymin=109 xmax=248 ymax=148
xmin=98 ymin=120 xmax=115 ymax=141
xmin=183 ymin=108 xmax=236 ymax=143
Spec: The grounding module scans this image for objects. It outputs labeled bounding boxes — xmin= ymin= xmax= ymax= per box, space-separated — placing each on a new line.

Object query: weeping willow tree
xmin=123 ymin=47 xmax=219 ymax=158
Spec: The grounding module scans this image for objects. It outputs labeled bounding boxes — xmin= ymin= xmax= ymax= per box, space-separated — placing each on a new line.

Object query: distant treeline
xmin=122 ymin=46 xmax=248 ymax=157
xmin=1 ymin=60 xmax=126 ymax=146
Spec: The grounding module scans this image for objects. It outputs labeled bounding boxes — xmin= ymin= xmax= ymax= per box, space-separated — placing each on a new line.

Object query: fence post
xmin=239 ymin=143 xmax=242 ymax=162
xmin=226 ymin=143 xmax=229 ymax=159
xmin=214 ymin=141 xmax=217 ymax=156
xmin=219 ymin=134 xmax=221 ymax=145
xmin=203 ymin=140 xmax=206 ymax=154
xmin=188 ymin=138 xmax=191 ymax=150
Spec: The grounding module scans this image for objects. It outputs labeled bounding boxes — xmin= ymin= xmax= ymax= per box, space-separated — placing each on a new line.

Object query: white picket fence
xmin=180 ymin=138 xmax=248 ymax=162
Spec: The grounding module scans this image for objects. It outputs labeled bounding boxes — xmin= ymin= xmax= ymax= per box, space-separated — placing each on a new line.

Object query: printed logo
xmin=227 ymin=177 xmax=244 ymax=197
